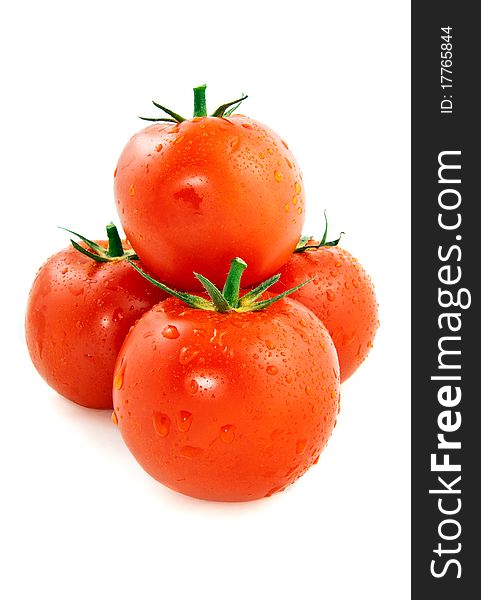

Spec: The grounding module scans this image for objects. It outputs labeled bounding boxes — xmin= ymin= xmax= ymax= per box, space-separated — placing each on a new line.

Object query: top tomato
xmin=114 ymin=85 xmax=305 ymax=291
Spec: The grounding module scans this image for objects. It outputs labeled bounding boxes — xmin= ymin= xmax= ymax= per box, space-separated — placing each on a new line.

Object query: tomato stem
xmin=211 ymin=94 xmax=248 ymax=118
xmin=128 ymin=260 xmax=214 ymax=310
xmin=151 ymin=101 xmax=185 ymax=122
xmin=140 ymin=85 xmax=248 ymax=122
xmin=106 ymin=223 xmax=124 ymax=257
xmin=128 ymin=258 xmax=312 ymax=313
xmin=294 ymin=211 xmax=344 ymax=252
xmin=193 ymin=84 xmax=208 ymax=117
xmin=60 ymin=224 xmax=138 ymax=263
xmin=222 ymin=258 xmax=247 ymax=307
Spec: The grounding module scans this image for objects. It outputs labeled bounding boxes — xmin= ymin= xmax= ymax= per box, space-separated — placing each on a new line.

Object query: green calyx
xmin=295 ymin=211 xmax=344 ymax=253
xmin=139 ymin=84 xmax=248 ymax=123
xmin=60 ymin=223 xmax=138 ymax=263
xmin=128 ymin=257 xmax=311 ymax=313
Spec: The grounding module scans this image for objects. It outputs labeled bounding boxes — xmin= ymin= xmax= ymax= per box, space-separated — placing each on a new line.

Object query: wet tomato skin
xmin=113 ymin=296 xmax=340 ymax=502
xmin=25 ymin=243 xmax=166 ymax=409
xmin=114 ymin=116 xmax=305 ymax=291
xmin=271 ymin=245 xmax=379 ymax=382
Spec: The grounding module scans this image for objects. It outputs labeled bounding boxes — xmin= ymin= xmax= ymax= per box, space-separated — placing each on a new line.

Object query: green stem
xmin=127 ymin=257 xmax=311 ymax=313
xmin=193 ymin=84 xmax=208 ymax=117
xmin=128 ymin=260 xmax=214 ymax=310
xmin=211 ymin=94 xmax=248 ymax=118
xmin=195 ymin=273 xmax=230 ymax=312
xmin=294 ymin=211 xmax=344 ymax=252
xmin=222 ymin=258 xmax=247 ymax=307
xmin=151 ymin=101 xmax=185 ymax=122
xmin=106 ymin=223 xmax=124 ymax=257
xmin=60 ymin=224 xmax=138 ymax=263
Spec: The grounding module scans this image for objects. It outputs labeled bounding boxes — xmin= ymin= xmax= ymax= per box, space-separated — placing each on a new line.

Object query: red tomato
xmin=271 ymin=243 xmax=379 ymax=382
xmin=113 ymin=283 xmax=340 ymax=501
xmin=114 ymin=86 xmax=304 ymax=290
xmin=25 ymin=227 xmax=166 ymax=409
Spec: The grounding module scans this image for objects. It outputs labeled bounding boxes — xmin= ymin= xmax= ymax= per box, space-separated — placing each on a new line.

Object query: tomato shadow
xmin=47 ymin=391 xmax=122 ymax=450
xmin=46 ymin=392 xmax=290 ymax=515
xmin=139 ymin=467 xmax=293 ymax=515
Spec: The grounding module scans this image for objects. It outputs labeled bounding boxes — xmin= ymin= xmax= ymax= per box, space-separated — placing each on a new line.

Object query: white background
xmin=1 ymin=2 xmax=410 ymax=598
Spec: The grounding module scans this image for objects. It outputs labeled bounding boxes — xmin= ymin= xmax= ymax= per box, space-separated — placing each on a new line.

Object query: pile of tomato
xmin=26 ymin=86 xmax=378 ymax=502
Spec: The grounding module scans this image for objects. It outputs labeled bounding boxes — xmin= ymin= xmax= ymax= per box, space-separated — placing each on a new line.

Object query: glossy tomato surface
xmin=25 ymin=243 xmax=166 ymax=409
xmin=271 ymin=245 xmax=379 ymax=382
xmin=113 ymin=296 xmax=340 ymax=502
xmin=114 ymin=116 xmax=305 ymax=290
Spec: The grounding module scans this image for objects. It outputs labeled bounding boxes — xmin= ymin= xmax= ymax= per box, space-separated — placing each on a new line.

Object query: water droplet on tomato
xmin=114 ymin=167 xmax=118 ymax=178
xmin=229 ymin=136 xmax=240 ymax=151
xmin=326 ymin=290 xmax=336 ymax=302
xmin=111 ymin=411 xmax=118 ymax=426
xmin=274 ymin=170 xmax=283 ymax=183
xmin=179 ymin=346 xmax=200 ymax=365
xmin=285 ymin=157 xmax=293 ymax=169
xmin=69 ymin=284 xmax=84 ymax=297
xmin=352 ymin=279 xmax=360 ymax=289
xmin=305 ymin=385 xmax=312 ymax=395
xmin=176 ymin=410 xmax=193 ymax=432
xmin=180 ymin=445 xmax=203 ymax=458
xmin=284 ymin=203 xmax=290 ymax=212
xmin=220 ymin=424 xmax=235 ymax=443
xmin=162 ymin=325 xmax=180 ymax=339
xmin=267 ymin=148 xmax=274 ymax=155
xmin=265 ymin=340 xmax=276 ymax=350
xmin=292 ymin=196 xmax=298 ymax=206
xmin=297 ymin=207 xmax=303 ymax=215
xmin=210 ymin=329 xmax=227 ymax=346
xmin=281 ymin=139 xmax=289 ymax=150
xmin=285 ymin=374 xmax=293 ymax=384
xmin=152 ymin=412 xmax=170 ymax=437
xmin=296 ymin=439 xmax=308 ymax=455
xmin=155 ymin=143 xmax=163 ymax=152
xmin=266 ymin=365 xmax=278 ymax=375
xmin=241 ymin=122 xmax=253 ymax=129
xmin=295 ymin=181 xmax=301 ymax=194
xmin=188 ymin=379 xmax=199 ymax=394
xmin=222 ymin=346 xmax=234 ymax=358
xmin=293 ymin=327 xmax=309 ymax=343
xmin=114 ymin=360 xmax=125 ymax=390
xmin=129 ymin=184 xmax=135 ymax=197
xmin=112 ymin=307 xmax=124 ymax=322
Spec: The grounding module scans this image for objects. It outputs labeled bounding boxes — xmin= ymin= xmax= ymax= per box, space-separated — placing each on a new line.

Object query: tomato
xmin=114 ymin=85 xmax=305 ymax=291
xmin=271 ymin=236 xmax=379 ymax=382
xmin=113 ymin=259 xmax=340 ymax=501
xmin=25 ymin=225 xmax=166 ymax=409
